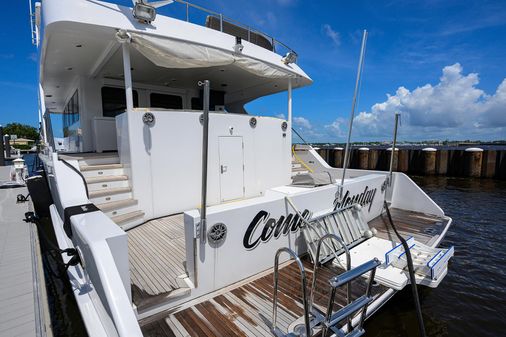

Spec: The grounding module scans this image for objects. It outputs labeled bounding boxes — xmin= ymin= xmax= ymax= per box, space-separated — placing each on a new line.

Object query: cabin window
xmin=191 ymin=90 xmax=225 ymax=111
xmin=150 ymin=93 xmax=183 ymax=109
xmin=63 ymin=90 xmax=79 ymax=137
xmin=101 ymin=86 xmax=139 ymax=117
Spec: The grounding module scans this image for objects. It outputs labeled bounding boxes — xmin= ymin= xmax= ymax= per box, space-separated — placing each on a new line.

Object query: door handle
xmin=220 ymin=165 xmax=228 ymax=173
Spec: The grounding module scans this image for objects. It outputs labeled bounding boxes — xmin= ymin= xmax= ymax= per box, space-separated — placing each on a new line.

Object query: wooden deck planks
xmin=141 ymin=257 xmax=388 ymax=337
xmin=128 ymin=214 xmax=188 ymax=310
xmin=368 ymin=208 xmax=448 ymax=245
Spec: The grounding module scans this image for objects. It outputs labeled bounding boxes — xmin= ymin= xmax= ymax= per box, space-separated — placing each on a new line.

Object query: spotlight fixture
xmin=281 ymin=50 xmax=297 ymax=64
xmin=131 ymin=0 xmax=173 ymax=24
xmin=234 ymin=36 xmax=244 ymax=53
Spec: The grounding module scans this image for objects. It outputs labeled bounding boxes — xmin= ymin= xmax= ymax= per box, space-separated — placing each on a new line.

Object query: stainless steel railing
xmin=172 ymin=0 xmax=294 ymax=56
xmin=272 ymin=247 xmax=311 ymax=337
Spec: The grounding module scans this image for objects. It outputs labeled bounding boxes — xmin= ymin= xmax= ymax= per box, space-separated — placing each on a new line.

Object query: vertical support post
xmin=0 ymin=126 xmax=5 ymax=166
xmin=287 ymin=78 xmax=293 ymax=127
xmin=388 ymin=112 xmax=400 ymax=185
xmin=186 ymin=2 xmax=189 ymax=21
xmin=340 ymin=30 xmax=368 ymax=199
xmin=219 ymin=14 xmax=223 ymax=31
xmin=122 ymin=40 xmax=134 ymax=113
xmin=38 ymin=84 xmax=48 ymax=145
xmin=199 ymin=80 xmax=210 ymax=244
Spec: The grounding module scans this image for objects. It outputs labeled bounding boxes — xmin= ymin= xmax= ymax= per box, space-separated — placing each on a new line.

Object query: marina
xmin=0 ymin=0 xmax=505 ymax=336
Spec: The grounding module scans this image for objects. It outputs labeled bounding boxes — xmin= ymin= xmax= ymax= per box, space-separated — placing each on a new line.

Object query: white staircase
xmin=77 ymin=154 xmax=145 ymax=229
xmin=291 ymin=160 xmax=309 ymax=177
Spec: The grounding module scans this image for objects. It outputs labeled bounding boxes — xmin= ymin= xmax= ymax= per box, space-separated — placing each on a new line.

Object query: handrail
xmin=199 ymin=80 xmax=210 ymax=244
xmin=172 ymin=0 xmax=294 ymax=55
xmin=310 ymin=233 xmax=352 ymax=331
xmin=272 ymin=247 xmax=310 ymax=337
xmin=59 ymin=158 xmax=89 ymax=199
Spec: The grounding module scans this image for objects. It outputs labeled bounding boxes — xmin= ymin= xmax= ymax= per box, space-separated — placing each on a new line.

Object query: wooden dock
xmin=0 ymin=166 xmax=51 ymax=337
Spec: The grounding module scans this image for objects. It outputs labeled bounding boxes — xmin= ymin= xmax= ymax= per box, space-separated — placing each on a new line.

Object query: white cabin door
xmin=218 ymin=136 xmax=244 ymax=202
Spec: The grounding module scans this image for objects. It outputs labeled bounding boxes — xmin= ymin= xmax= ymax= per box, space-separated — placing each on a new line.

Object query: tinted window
xmin=191 ymin=97 xmax=202 ymax=110
xmin=150 ymin=93 xmax=183 ymax=109
xmin=102 ymin=87 xmax=138 ymax=117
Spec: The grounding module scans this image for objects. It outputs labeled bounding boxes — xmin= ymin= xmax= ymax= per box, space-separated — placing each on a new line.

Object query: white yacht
xmin=30 ymin=0 xmax=454 ymax=336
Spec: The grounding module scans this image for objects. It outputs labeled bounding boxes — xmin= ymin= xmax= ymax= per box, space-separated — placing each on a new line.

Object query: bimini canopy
xmin=129 ymin=33 xmax=295 ymax=79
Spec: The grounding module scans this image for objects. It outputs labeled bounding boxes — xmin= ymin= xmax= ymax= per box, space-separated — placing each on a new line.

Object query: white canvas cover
xmin=130 ymin=33 xmax=291 ymax=79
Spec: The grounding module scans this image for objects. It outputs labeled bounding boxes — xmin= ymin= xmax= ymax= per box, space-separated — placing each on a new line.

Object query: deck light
xmin=131 ymin=0 xmax=174 ymax=24
xmin=133 ymin=2 xmax=157 ymax=23
xmin=282 ymin=51 xmax=297 ymax=64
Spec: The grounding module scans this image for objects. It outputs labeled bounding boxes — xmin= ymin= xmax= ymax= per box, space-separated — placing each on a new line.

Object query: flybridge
xmin=131 ymin=0 xmax=297 ymax=58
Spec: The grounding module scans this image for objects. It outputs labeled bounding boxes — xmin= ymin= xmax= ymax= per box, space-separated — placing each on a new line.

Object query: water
xmin=366 ymin=176 xmax=506 ymax=337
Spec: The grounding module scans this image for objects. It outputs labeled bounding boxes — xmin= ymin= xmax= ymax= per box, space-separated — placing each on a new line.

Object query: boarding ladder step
xmin=271 ymin=244 xmax=380 ymax=337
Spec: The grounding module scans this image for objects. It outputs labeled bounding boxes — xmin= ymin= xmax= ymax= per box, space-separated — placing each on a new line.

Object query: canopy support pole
xmin=121 ymin=39 xmax=134 ymax=113
xmin=288 ymin=78 xmax=293 ymax=125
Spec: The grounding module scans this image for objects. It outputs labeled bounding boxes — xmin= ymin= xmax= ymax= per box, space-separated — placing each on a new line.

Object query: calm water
xmin=366 ymin=176 xmax=506 ymax=337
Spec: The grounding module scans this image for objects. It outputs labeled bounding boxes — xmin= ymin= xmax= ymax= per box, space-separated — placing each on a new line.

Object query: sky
xmin=1 ymin=0 xmax=505 ymax=142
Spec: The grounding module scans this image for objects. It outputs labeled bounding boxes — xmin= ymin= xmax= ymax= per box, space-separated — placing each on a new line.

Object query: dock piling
xmin=422 ymin=148 xmax=437 ymax=175
xmin=465 ymin=148 xmax=483 ymax=177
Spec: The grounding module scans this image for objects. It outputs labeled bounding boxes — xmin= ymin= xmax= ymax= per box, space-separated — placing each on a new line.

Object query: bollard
xmin=333 ymin=147 xmax=344 ymax=168
xmin=358 ymin=147 xmax=369 ymax=169
xmin=437 ymin=150 xmax=448 ymax=175
xmin=398 ymin=149 xmax=409 ymax=172
xmin=368 ymin=149 xmax=379 ymax=170
xmin=387 ymin=147 xmax=399 ymax=171
xmin=481 ymin=150 xmax=497 ymax=178
xmin=0 ymin=126 xmax=4 ymax=166
xmin=422 ymin=148 xmax=437 ymax=175
xmin=465 ymin=147 xmax=483 ymax=177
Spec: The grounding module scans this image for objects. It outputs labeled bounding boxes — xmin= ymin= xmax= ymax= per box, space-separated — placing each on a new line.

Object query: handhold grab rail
xmin=310 ymin=233 xmax=352 ymax=332
xmin=272 ymin=247 xmax=311 ymax=337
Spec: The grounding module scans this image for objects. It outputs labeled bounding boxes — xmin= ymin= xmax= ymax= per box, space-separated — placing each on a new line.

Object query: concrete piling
xmin=398 ymin=149 xmax=409 ymax=172
xmin=333 ymin=147 xmax=343 ymax=168
xmin=358 ymin=147 xmax=369 ymax=169
xmin=324 ymin=146 xmax=504 ymax=179
xmin=436 ymin=150 xmax=448 ymax=175
xmin=387 ymin=147 xmax=399 ymax=171
xmin=465 ymin=148 xmax=483 ymax=177
xmin=368 ymin=149 xmax=379 ymax=170
xmin=481 ymin=150 xmax=497 ymax=178
xmin=422 ymin=147 xmax=437 ymax=175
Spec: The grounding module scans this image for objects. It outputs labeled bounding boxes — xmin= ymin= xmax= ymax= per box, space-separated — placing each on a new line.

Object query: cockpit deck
xmin=139 ymin=257 xmax=389 ymax=337
xmin=129 ymin=207 xmax=449 ymax=335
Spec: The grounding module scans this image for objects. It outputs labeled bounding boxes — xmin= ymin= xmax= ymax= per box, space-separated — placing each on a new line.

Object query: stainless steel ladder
xmin=271 ymin=244 xmax=380 ymax=337
xmin=272 ymin=247 xmax=311 ymax=337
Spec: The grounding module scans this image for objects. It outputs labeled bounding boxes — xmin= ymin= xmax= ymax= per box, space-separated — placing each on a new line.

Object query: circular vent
xmin=250 ymin=117 xmax=257 ymax=128
xmin=207 ymin=223 xmax=227 ymax=247
xmin=142 ymin=112 xmax=155 ymax=125
xmin=281 ymin=121 xmax=288 ymax=131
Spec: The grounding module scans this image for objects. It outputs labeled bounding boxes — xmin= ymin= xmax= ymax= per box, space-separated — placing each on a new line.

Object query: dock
xmin=0 ymin=166 xmax=51 ymax=337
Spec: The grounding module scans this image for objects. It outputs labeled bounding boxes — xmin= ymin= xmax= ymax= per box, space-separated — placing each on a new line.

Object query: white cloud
xmin=323 ymin=24 xmax=341 ymax=47
xmin=293 ymin=116 xmax=312 ymax=129
xmin=275 ymin=113 xmax=286 ymax=119
xmin=346 ymin=63 xmax=506 ymax=139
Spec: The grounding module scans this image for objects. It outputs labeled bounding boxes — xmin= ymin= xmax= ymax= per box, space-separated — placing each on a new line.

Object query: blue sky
xmin=1 ymin=0 xmax=505 ymax=142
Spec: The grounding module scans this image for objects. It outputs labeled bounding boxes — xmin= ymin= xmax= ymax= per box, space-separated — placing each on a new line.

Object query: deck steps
xmin=112 ymin=210 xmax=145 ymax=226
xmin=62 ymin=154 xmax=145 ymax=228
xmin=85 ymin=175 xmax=129 ymax=184
xmin=89 ymin=186 xmax=132 ymax=199
xmin=96 ymin=198 xmax=138 ymax=212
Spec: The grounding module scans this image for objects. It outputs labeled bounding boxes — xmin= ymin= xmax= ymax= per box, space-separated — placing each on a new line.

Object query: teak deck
xmin=130 ymin=207 xmax=447 ymax=336
xmin=140 ymin=259 xmax=388 ymax=337
xmin=128 ymin=214 xmax=189 ymax=312
xmin=369 ymin=208 xmax=449 ymax=246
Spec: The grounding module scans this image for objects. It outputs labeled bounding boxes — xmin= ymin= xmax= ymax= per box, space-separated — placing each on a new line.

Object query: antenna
xmin=338 ymin=29 xmax=368 ymax=200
